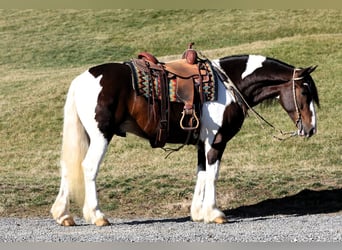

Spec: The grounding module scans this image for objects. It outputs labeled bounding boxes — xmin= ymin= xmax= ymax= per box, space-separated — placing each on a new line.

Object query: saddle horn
xmin=182 ymin=42 xmax=198 ymax=64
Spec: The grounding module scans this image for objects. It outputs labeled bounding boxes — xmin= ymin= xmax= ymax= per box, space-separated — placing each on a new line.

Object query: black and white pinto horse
xmin=51 ymin=54 xmax=319 ymax=226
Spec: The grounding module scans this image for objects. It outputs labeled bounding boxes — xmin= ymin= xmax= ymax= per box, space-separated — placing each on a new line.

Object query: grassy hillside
xmin=0 ymin=9 xmax=341 ymax=218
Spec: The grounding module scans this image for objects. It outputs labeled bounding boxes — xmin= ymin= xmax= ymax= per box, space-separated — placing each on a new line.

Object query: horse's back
xmin=88 ymin=63 xmax=131 ymax=81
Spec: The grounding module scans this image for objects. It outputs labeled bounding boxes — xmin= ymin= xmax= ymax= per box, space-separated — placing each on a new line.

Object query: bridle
xmin=292 ymin=68 xmax=305 ymax=134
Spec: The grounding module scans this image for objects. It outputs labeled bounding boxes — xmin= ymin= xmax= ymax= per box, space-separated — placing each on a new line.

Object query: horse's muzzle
xmin=298 ymin=126 xmax=316 ymax=138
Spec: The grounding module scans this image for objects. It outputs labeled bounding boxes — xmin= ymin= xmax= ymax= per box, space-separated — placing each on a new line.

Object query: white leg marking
xmin=51 ymin=161 xmax=72 ymax=224
xmin=241 ymin=55 xmax=266 ymax=79
xmin=191 ymin=170 xmax=206 ymax=221
xmin=82 ymin=134 xmax=108 ymax=224
xmin=202 ymin=140 xmax=225 ymax=223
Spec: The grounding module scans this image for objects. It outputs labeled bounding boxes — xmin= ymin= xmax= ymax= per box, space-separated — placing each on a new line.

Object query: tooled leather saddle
xmin=126 ymin=43 xmax=217 ymax=148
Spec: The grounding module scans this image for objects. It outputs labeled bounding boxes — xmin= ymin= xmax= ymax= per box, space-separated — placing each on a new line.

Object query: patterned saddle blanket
xmin=127 ymin=58 xmax=218 ymax=104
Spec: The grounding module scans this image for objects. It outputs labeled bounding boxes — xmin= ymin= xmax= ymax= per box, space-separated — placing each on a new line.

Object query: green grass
xmin=0 ymin=9 xmax=341 ymax=219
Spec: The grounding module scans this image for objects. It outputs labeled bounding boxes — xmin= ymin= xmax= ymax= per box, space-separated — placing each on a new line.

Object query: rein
xmin=214 ymin=62 xmax=302 ymax=140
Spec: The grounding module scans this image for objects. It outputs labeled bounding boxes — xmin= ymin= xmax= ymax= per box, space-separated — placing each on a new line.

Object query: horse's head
xmin=279 ymin=66 xmax=320 ymax=138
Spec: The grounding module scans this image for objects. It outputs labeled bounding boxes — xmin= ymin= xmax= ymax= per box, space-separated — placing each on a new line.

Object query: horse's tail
xmin=60 ymin=79 xmax=88 ymax=207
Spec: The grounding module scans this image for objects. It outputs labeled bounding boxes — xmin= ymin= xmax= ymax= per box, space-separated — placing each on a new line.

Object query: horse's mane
xmin=265 ymin=57 xmax=320 ymax=107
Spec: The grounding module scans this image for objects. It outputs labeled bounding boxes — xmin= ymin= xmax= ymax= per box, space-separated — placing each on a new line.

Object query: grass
xmin=0 ymin=9 xmax=341 ymax=219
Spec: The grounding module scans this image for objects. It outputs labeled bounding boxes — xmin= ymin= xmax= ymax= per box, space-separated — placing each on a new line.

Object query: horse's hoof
xmin=213 ymin=216 xmax=227 ymax=224
xmin=95 ymin=218 xmax=110 ymax=226
xmin=61 ymin=217 xmax=76 ymax=226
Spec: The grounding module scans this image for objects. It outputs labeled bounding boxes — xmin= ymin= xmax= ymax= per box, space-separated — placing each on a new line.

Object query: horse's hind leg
xmin=77 ymin=102 xmax=110 ymax=226
xmin=81 ymin=130 xmax=110 ymax=226
xmin=51 ymin=161 xmax=75 ymax=226
xmin=74 ymin=71 xmax=111 ymax=226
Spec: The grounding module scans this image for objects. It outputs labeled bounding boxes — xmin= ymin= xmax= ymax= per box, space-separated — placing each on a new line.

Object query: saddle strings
xmin=161 ymin=129 xmax=193 ymax=159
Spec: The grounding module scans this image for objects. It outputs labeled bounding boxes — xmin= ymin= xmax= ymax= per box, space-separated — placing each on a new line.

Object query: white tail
xmin=60 ymin=82 xmax=89 ymax=207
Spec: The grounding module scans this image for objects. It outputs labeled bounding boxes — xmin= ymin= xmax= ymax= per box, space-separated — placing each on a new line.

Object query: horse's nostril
xmin=307 ymin=127 xmax=315 ymax=137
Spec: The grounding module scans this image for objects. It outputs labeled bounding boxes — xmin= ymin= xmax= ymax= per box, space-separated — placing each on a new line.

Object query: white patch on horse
xmin=74 ymin=71 xmax=103 ymax=128
xmin=241 ymin=55 xmax=266 ymax=79
xmin=309 ymin=100 xmax=317 ymax=132
xmin=303 ymin=82 xmax=317 ymax=132
xmin=211 ymin=59 xmax=221 ymax=69
xmin=200 ymin=76 xmax=235 ymax=143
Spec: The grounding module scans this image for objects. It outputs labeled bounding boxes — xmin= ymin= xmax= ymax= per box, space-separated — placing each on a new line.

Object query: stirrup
xmin=180 ymin=107 xmax=199 ymax=130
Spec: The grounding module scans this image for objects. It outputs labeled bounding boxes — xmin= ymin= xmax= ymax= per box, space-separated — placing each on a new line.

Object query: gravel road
xmin=1 ymin=214 xmax=341 ymax=242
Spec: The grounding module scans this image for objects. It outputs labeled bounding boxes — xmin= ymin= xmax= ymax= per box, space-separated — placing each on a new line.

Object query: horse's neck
xmin=218 ymin=56 xmax=293 ymax=107
xmin=237 ymin=71 xmax=291 ymax=107
xmin=216 ymin=72 xmax=282 ymax=108
xmin=243 ymin=81 xmax=283 ymax=106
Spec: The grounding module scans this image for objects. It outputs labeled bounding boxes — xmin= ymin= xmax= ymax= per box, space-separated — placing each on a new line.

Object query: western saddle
xmin=128 ymin=43 xmax=214 ymax=148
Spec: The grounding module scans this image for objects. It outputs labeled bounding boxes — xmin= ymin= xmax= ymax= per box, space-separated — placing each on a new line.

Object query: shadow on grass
xmin=123 ymin=188 xmax=342 ymax=225
xmin=225 ymin=188 xmax=342 ymax=219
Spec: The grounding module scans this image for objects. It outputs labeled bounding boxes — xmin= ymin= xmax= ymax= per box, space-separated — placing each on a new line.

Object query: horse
xmin=51 ymin=53 xmax=319 ymax=226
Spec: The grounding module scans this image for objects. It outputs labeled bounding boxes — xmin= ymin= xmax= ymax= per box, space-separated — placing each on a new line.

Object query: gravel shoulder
xmin=1 ymin=214 xmax=342 ymax=242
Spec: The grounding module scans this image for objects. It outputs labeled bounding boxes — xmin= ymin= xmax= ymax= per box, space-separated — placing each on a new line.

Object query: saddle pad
xmin=126 ymin=60 xmax=162 ymax=100
xmin=126 ymin=59 xmax=218 ymax=103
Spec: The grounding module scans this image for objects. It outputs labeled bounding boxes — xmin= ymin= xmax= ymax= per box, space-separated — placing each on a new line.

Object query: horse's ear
xmin=298 ymin=65 xmax=318 ymax=77
xmin=307 ymin=65 xmax=318 ymax=74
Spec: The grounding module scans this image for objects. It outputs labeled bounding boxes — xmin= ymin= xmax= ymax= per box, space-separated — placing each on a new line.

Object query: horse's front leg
xmin=202 ymin=137 xmax=227 ymax=224
xmin=191 ymin=140 xmax=227 ymax=224
xmin=190 ymin=142 xmax=206 ymax=222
